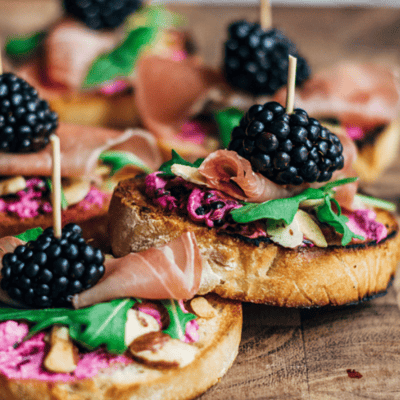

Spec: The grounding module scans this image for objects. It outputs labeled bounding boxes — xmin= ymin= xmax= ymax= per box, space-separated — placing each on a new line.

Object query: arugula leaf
xmin=354 ymin=194 xmax=396 ymax=212
xmin=158 ymin=150 xmax=204 ymax=176
xmin=214 ymin=108 xmax=244 ymax=148
xmin=45 ymin=179 xmax=69 ymax=210
xmin=0 ymin=299 xmax=136 ymax=354
xmin=230 ymin=177 xmax=363 ymax=246
xmin=83 ymin=26 xmax=159 ymax=88
xmin=99 ymin=150 xmax=152 ymax=175
xmin=316 ymin=196 xmax=364 ymax=245
xmin=230 ymin=178 xmax=359 ymax=225
xmin=231 ymin=187 xmax=324 ymax=225
xmin=15 ymin=227 xmax=43 ymax=242
xmin=5 ymin=31 xmax=46 ymax=57
xmin=161 ymin=300 xmax=196 ymax=340
xmin=320 ymin=177 xmax=358 ymax=192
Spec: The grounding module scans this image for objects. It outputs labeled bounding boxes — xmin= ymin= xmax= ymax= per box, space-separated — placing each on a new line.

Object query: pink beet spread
xmin=178 ymin=121 xmax=207 ymax=145
xmin=345 ymin=125 xmax=365 ymax=141
xmin=145 ymin=172 xmax=388 ymax=243
xmin=0 ymin=301 xmax=199 ymax=382
xmin=0 ymin=321 xmax=131 ymax=382
xmin=345 ymin=208 xmax=387 ymax=243
xmin=0 ymin=179 xmax=108 ymax=219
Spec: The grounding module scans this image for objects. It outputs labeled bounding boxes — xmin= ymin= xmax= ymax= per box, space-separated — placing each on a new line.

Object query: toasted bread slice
xmin=109 ymin=177 xmax=400 ymax=307
xmin=0 ymin=294 xmax=242 ymax=400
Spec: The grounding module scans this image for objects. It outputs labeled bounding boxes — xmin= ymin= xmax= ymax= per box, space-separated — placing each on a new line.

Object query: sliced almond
xmin=129 ymin=331 xmax=197 ymax=369
xmin=190 ymin=297 xmax=217 ymax=319
xmin=171 ymin=164 xmax=208 ymax=186
xmin=43 ymin=326 xmax=79 ymax=373
xmin=0 ymin=176 xmax=26 ymax=197
xmin=62 ymin=178 xmax=91 ymax=206
xmin=124 ymin=309 xmax=160 ymax=347
xmin=266 ymin=217 xmax=303 ymax=248
xmin=295 ymin=210 xmax=328 ymax=248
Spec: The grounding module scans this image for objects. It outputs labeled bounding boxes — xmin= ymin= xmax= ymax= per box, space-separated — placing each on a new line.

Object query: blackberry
xmin=224 ymin=21 xmax=311 ymax=96
xmin=229 ymin=101 xmax=345 ymax=185
xmin=64 ymin=0 xmax=142 ymax=31
xmin=0 ymin=73 xmax=58 ymax=153
xmin=0 ymin=223 xmax=105 ymax=308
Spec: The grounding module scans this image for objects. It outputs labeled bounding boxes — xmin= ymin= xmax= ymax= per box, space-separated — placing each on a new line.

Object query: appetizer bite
xmin=0 ymin=72 xmax=162 ymax=244
xmin=0 ymin=226 xmax=242 ymax=400
xmin=8 ymin=1 xmax=195 ymax=129
xmin=108 ymin=99 xmax=400 ymax=307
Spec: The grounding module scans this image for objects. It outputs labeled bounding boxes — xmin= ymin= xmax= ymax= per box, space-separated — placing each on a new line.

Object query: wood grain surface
xmin=2 ymin=2 xmax=400 ymax=399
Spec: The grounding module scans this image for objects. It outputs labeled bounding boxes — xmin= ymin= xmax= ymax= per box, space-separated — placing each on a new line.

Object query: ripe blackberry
xmin=228 ymin=101 xmax=344 ymax=185
xmin=0 ymin=223 xmax=105 ymax=308
xmin=224 ymin=21 xmax=311 ymax=96
xmin=64 ymin=0 xmax=142 ymax=31
xmin=0 ymin=73 xmax=58 ymax=153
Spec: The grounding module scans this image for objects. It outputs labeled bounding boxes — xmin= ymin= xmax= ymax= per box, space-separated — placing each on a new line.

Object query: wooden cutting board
xmin=1 ymin=2 xmax=400 ymax=399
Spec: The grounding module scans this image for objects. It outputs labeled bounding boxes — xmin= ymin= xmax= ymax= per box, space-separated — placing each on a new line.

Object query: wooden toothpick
xmin=285 ymin=55 xmax=297 ymax=115
xmin=260 ymin=0 xmax=272 ymax=30
xmin=50 ymin=135 xmax=62 ymax=238
xmin=0 ymin=50 xmax=3 ymax=75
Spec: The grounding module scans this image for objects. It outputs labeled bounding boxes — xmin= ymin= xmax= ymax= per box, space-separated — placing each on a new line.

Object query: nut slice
xmin=43 ymin=326 xmax=78 ymax=373
xmin=129 ymin=331 xmax=197 ymax=369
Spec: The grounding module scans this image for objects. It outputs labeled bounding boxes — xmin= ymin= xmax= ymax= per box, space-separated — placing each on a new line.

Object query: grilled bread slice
xmin=0 ymin=294 xmax=242 ymax=400
xmin=109 ymin=177 xmax=400 ymax=307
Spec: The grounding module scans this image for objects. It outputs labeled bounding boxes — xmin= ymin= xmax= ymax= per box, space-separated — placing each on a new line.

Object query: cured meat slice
xmin=135 ymin=55 xmax=221 ymax=133
xmin=197 ymin=150 xmax=292 ymax=203
xmin=45 ymin=18 xmax=120 ymax=89
xmin=198 ymin=147 xmax=359 ymax=208
xmin=72 ymin=232 xmax=202 ymax=309
xmin=274 ymin=62 xmax=400 ymax=129
xmin=134 ymin=55 xmax=222 ymax=160
xmin=0 ymin=123 xmax=162 ymax=178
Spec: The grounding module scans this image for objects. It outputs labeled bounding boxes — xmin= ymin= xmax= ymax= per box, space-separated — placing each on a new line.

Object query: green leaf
xmin=161 ymin=300 xmax=196 ymax=340
xmin=320 ymin=177 xmax=358 ymax=192
xmin=15 ymin=227 xmax=43 ymax=242
xmin=45 ymin=179 xmax=68 ymax=210
xmin=158 ymin=150 xmax=204 ymax=176
xmin=230 ymin=178 xmax=360 ymax=225
xmin=0 ymin=299 xmax=136 ymax=354
xmin=354 ymin=194 xmax=396 ymax=212
xmin=316 ymin=196 xmax=364 ymax=246
xmin=231 ymin=188 xmax=325 ymax=225
xmin=125 ymin=5 xmax=186 ymax=30
xmin=214 ymin=108 xmax=245 ymax=148
xmin=99 ymin=150 xmax=152 ymax=175
xmin=5 ymin=31 xmax=46 ymax=57
xmin=230 ymin=177 xmax=364 ymax=246
xmin=83 ymin=26 xmax=159 ymax=88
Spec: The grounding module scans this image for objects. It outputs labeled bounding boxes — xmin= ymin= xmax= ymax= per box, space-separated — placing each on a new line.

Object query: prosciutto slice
xmin=274 ymin=62 xmax=400 ymax=129
xmin=45 ymin=18 xmax=120 ymax=89
xmin=134 ymin=55 xmax=222 ymax=160
xmin=198 ymin=150 xmax=292 ymax=203
xmin=198 ymin=144 xmax=359 ymax=208
xmin=0 ymin=123 xmax=162 ymax=178
xmin=72 ymin=232 xmax=202 ymax=309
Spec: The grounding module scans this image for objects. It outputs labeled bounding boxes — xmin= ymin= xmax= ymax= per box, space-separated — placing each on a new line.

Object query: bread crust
xmin=0 ymin=294 xmax=242 ymax=400
xmin=109 ymin=177 xmax=400 ymax=307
